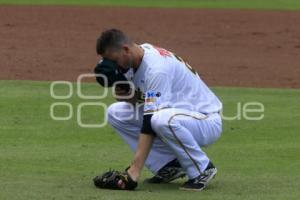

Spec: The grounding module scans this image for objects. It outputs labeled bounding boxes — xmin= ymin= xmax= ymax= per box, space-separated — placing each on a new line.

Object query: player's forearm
xmin=132 ymin=134 xmax=154 ymax=169
xmin=128 ymin=133 xmax=154 ymax=181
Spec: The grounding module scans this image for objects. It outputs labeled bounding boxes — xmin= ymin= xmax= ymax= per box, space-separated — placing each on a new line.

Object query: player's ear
xmin=122 ymin=45 xmax=130 ymax=54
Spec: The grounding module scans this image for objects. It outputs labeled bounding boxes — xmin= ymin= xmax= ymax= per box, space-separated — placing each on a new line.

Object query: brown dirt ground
xmin=0 ymin=5 xmax=300 ymax=88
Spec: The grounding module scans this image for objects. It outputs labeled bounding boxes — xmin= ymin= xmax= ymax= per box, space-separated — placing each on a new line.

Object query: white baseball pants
xmin=106 ymin=102 xmax=222 ymax=179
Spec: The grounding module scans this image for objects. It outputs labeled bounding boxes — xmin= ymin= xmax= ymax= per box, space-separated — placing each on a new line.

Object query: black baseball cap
xmin=94 ymin=58 xmax=130 ymax=92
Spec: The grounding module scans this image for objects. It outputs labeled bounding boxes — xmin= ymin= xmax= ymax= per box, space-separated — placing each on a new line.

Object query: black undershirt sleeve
xmin=140 ymin=114 xmax=156 ymax=136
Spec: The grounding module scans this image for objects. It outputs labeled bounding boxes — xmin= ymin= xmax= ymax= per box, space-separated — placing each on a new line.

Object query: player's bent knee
xmin=106 ymin=102 xmax=120 ymax=121
xmin=106 ymin=102 xmax=130 ymax=122
xmin=151 ymin=110 xmax=175 ymax=135
xmin=107 ymin=102 xmax=134 ymax=123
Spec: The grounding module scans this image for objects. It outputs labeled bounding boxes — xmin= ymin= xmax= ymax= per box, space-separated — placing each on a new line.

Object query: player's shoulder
xmin=140 ymin=43 xmax=173 ymax=74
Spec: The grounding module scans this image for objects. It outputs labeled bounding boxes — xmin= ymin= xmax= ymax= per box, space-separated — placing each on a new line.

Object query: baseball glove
xmin=93 ymin=170 xmax=138 ymax=190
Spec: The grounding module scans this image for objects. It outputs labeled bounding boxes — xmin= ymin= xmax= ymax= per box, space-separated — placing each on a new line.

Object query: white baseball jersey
xmin=124 ymin=43 xmax=222 ymax=115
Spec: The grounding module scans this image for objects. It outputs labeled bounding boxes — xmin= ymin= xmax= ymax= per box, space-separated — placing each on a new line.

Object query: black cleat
xmin=179 ymin=161 xmax=217 ymax=191
xmin=144 ymin=159 xmax=186 ymax=184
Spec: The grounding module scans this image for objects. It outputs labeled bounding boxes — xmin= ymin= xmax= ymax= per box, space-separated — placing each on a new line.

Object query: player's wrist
xmin=127 ymin=165 xmax=140 ymax=182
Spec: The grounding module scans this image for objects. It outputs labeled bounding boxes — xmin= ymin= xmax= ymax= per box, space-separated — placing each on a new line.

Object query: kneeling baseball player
xmin=93 ymin=29 xmax=222 ymax=191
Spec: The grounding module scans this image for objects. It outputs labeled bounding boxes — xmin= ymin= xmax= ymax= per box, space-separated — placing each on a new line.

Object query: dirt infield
xmin=0 ymin=5 xmax=299 ymax=88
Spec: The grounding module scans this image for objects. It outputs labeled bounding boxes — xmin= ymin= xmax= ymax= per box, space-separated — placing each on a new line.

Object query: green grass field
xmin=1 ymin=0 xmax=300 ymax=199
xmin=0 ymin=80 xmax=299 ymax=200
xmin=0 ymin=0 xmax=300 ymax=10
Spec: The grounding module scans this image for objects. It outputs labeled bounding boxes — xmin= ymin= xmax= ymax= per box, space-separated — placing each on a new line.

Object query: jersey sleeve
xmin=140 ymin=71 xmax=172 ymax=135
xmin=143 ymin=72 xmax=171 ymax=115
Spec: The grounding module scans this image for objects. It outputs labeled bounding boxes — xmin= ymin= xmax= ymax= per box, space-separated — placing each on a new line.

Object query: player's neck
xmin=132 ymin=44 xmax=144 ymax=70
